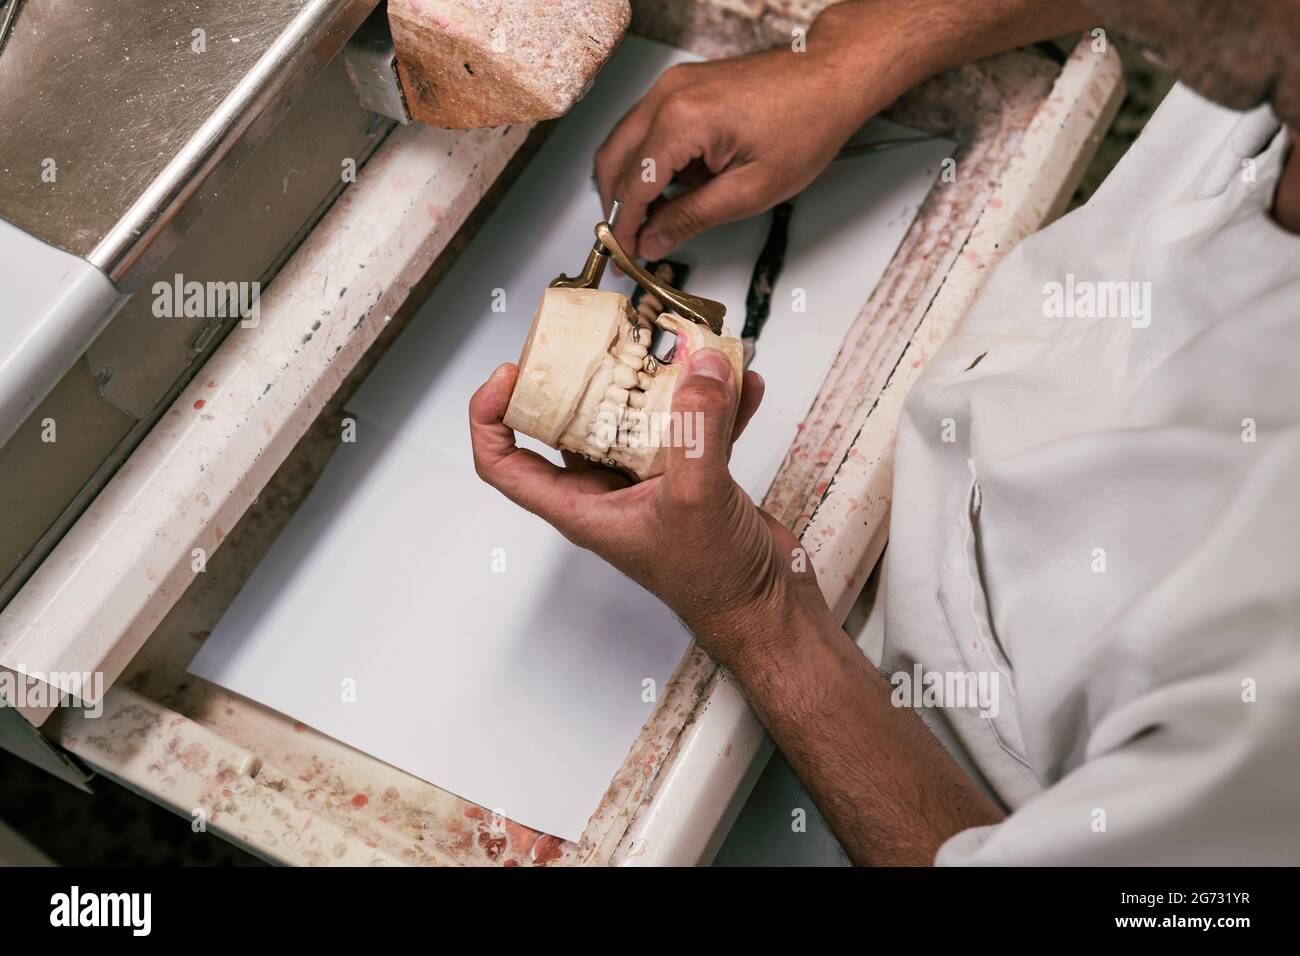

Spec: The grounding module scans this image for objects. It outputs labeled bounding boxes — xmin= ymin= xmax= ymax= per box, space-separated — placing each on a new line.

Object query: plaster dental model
xmin=504 ymin=215 xmax=743 ymax=481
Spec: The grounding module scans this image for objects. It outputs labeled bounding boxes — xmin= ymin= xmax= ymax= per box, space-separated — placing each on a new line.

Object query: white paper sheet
xmin=191 ymin=35 xmax=951 ymax=841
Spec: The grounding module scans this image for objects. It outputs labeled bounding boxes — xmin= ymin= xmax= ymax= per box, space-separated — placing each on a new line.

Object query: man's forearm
xmin=715 ymin=594 xmax=1005 ymax=866
xmin=809 ymin=0 xmax=1097 ymax=121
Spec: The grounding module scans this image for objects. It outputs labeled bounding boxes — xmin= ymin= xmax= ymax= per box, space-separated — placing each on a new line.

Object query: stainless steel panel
xmin=0 ymin=53 xmax=392 ymax=609
xmin=0 ymin=0 xmax=378 ymax=290
xmin=0 ymin=701 xmax=92 ymax=792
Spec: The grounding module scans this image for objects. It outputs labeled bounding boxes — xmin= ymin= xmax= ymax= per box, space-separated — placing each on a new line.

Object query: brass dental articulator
xmin=549 ymin=200 xmax=728 ymax=335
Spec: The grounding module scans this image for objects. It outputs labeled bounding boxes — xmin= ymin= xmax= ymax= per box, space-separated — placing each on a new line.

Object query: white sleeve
xmin=937 ymin=651 xmax=1300 ymax=865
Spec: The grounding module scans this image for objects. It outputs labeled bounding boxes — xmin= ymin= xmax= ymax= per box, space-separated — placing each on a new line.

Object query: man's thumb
xmin=664 ymin=348 xmax=739 ymax=501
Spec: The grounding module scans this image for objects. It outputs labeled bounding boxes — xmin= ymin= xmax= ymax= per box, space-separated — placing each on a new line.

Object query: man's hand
xmin=594 ymin=9 xmax=913 ymax=265
xmin=470 ymin=348 xmax=1006 ymax=864
xmin=594 ymin=0 xmax=1096 ymax=263
xmin=469 ymin=348 xmax=828 ymax=671
xmin=594 ymin=44 xmax=881 ymax=262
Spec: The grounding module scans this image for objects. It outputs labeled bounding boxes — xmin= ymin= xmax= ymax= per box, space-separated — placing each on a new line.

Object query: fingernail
xmin=688 ymin=348 xmax=731 ymax=382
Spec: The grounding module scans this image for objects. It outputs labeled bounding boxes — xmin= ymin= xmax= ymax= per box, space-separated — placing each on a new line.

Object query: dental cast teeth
xmin=618 ymin=342 xmax=648 ymax=365
xmin=505 ymin=285 xmax=744 ymax=481
xmin=611 ymin=364 xmax=639 ymax=389
xmin=564 ymin=312 xmax=658 ymax=465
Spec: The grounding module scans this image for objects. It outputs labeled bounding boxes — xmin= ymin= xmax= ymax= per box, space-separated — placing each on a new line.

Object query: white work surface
xmin=191 ymin=35 xmax=950 ymax=840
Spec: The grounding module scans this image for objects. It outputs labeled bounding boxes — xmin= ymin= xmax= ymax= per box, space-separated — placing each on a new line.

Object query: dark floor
xmin=0 ymin=38 xmax=1173 ymax=869
xmin=0 ymin=749 xmax=263 ymax=866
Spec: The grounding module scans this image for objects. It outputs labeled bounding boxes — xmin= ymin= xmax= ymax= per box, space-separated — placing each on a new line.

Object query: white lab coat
xmin=883 ymin=83 xmax=1300 ymax=864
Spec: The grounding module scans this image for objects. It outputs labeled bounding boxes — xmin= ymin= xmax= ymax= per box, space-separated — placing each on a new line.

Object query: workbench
xmin=0 ymin=0 xmax=1123 ymax=865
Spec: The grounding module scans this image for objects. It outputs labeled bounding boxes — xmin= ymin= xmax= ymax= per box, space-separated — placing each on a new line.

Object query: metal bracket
xmin=343 ymin=3 xmax=411 ymax=125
